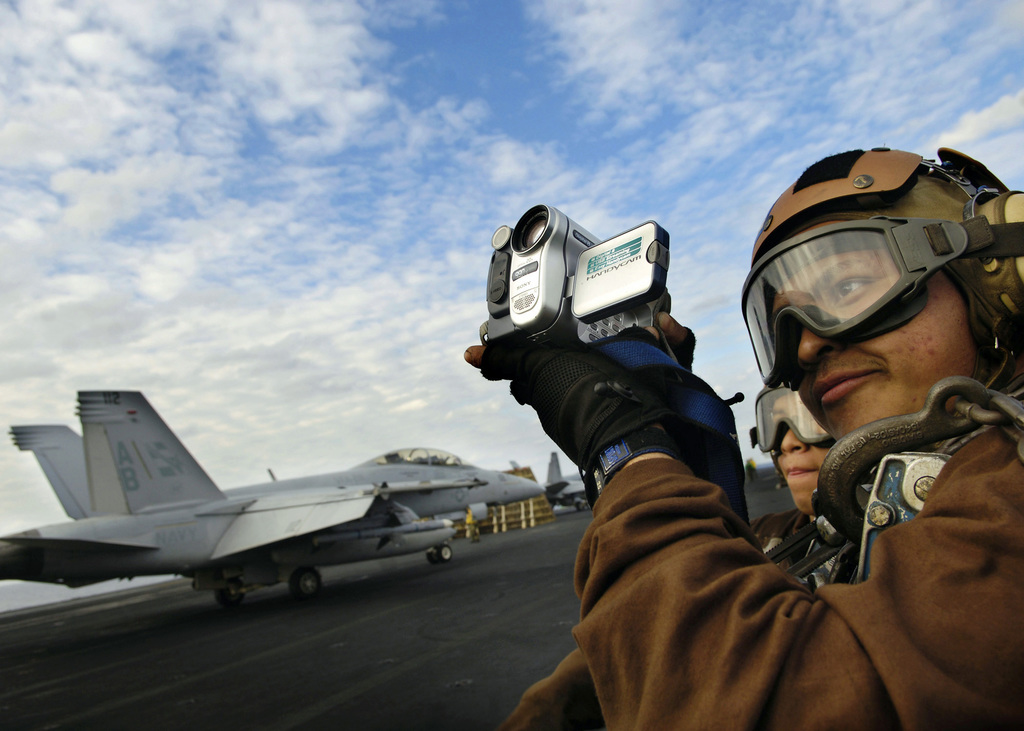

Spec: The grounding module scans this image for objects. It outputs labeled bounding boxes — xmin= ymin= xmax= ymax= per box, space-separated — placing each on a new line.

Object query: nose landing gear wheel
xmin=289 ymin=566 xmax=322 ymax=600
xmin=426 ymin=542 xmax=453 ymax=564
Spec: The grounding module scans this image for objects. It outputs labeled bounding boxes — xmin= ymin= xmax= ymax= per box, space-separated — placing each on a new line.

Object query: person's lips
xmin=785 ymin=463 xmax=818 ymax=479
xmin=812 ymin=368 xmax=877 ymax=408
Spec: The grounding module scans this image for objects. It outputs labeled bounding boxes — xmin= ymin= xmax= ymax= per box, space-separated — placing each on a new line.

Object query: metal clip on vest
xmin=855 ymin=451 xmax=951 ymax=582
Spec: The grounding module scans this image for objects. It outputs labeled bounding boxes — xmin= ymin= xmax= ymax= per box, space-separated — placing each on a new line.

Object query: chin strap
xmin=974 ymin=343 xmax=1017 ymax=390
xmin=591 ymin=337 xmax=749 ymax=522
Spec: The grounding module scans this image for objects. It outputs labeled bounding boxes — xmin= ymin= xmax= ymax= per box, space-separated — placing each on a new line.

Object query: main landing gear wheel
xmin=215 ymin=579 xmax=245 ymax=608
xmin=288 ymin=566 xmax=322 ymax=600
xmin=426 ymin=542 xmax=453 ymax=564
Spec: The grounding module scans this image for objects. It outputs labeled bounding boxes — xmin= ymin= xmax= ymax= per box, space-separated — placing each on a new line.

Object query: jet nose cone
xmin=519 ymin=479 xmax=545 ymax=499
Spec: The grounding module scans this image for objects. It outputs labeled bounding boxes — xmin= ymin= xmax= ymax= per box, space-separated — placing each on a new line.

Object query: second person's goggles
xmin=752 ymin=386 xmax=831 ymax=453
xmin=742 ymin=217 xmax=971 ymax=387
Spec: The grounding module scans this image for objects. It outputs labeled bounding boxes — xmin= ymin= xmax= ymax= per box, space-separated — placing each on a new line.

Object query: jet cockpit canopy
xmin=362 ymin=448 xmax=464 ymax=467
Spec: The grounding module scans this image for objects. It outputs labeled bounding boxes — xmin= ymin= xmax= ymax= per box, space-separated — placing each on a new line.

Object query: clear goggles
xmin=742 ymin=217 xmax=971 ymax=387
xmin=751 ymin=386 xmax=831 ymax=453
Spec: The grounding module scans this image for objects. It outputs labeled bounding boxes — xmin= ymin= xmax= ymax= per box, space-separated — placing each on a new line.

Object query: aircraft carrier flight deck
xmin=0 ymin=478 xmax=790 ymax=730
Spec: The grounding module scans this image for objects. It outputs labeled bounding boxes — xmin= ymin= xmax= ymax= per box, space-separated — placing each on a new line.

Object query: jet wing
xmin=209 ymin=492 xmax=376 ymax=559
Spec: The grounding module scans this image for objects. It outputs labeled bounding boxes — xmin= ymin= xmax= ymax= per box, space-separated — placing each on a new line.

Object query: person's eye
xmin=835 ymin=276 xmax=871 ymax=298
xmin=814 ymin=269 xmax=881 ymax=312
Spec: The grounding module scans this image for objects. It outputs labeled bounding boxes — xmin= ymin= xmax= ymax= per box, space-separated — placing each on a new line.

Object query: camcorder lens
xmin=526 ymin=219 xmax=546 ymax=247
xmin=512 ymin=207 xmax=550 ymax=253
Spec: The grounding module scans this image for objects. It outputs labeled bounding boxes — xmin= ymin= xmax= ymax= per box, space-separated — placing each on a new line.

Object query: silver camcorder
xmin=481 ymin=204 xmax=670 ymax=347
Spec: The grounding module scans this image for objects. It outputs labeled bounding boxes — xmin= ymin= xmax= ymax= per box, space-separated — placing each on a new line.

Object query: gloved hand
xmin=467 ymin=312 xmax=747 ymax=516
xmin=476 ymin=325 xmax=688 ymax=479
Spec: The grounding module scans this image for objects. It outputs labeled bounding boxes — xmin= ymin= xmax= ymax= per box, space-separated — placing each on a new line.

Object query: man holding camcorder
xmin=466 ymin=147 xmax=1024 ymax=728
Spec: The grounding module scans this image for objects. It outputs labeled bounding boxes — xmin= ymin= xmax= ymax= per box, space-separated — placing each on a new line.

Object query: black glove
xmin=479 ymin=328 xmax=685 ymax=480
xmin=663 ymin=324 xmax=696 ymax=371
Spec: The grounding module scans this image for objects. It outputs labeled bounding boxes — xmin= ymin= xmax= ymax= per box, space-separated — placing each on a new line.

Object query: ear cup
xmin=945 ymin=193 xmax=1024 ymax=388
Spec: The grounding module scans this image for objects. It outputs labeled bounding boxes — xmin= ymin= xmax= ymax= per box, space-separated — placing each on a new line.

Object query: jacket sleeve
xmin=571 ymin=430 xmax=1024 ymax=729
xmin=495 ymin=647 xmax=604 ymax=731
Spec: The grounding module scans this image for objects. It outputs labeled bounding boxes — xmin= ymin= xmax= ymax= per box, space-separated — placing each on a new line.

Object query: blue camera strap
xmin=593 ymin=338 xmax=749 ymax=523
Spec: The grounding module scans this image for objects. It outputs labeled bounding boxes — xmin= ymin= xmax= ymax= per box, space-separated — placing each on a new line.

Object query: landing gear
xmin=214 ymin=579 xmax=245 ymax=608
xmin=426 ymin=542 xmax=453 ymax=564
xmin=288 ymin=566 xmax=322 ymax=600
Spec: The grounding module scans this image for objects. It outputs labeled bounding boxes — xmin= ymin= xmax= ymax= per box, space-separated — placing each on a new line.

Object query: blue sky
xmin=1 ymin=0 xmax=1023 ymax=536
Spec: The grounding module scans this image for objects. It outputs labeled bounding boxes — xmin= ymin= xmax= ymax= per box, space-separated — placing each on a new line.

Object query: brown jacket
xmin=572 ymin=427 xmax=1024 ymax=729
xmin=750 ymin=507 xmax=810 ymax=552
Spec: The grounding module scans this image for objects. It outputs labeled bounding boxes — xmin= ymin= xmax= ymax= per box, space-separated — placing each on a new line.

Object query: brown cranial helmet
xmin=747 ymin=147 xmax=1024 ymax=389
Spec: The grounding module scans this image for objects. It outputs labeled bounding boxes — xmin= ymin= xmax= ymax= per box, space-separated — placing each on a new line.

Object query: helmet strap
xmin=973 ymin=343 xmax=1017 ymax=390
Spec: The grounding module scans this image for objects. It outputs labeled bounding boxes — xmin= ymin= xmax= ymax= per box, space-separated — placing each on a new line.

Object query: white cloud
xmin=213 ymin=1 xmax=394 ymax=154
xmin=64 ymin=30 xmax=152 ymax=76
xmin=525 ymin=0 xmax=694 ymax=129
xmin=136 ymin=248 xmax=199 ymax=301
xmin=1001 ymin=0 xmax=1024 ymax=28
xmin=936 ymin=91 xmax=1024 ymax=148
xmin=50 ymin=153 xmax=215 ymax=235
xmin=524 ymin=0 xmax=1022 ymax=161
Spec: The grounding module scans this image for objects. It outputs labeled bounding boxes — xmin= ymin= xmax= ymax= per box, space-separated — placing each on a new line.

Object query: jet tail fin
xmin=77 ymin=391 xmax=225 ymax=514
xmin=546 ymin=452 xmax=563 ymax=486
xmin=10 ymin=425 xmax=93 ymax=519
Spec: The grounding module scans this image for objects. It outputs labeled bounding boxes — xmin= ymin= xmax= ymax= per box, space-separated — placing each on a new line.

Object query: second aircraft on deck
xmin=1 ymin=391 xmax=544 ymax=606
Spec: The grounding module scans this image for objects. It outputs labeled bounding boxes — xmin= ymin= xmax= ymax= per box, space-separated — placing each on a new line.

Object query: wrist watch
xmin=584 ymin=427 xmax=680 ymax=506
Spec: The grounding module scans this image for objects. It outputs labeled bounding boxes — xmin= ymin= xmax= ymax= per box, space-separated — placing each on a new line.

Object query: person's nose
xmin=797 ymin=327 xmax=842 ymax=372
xmin=780 ymin=427 xmax=807 ymax=455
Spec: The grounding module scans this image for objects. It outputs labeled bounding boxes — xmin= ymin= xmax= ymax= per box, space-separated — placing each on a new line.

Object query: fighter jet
xmin=1 ymin=391 xmax=544 ymax=606
xmin=544 ymin=452 xmax=588 ymax=511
